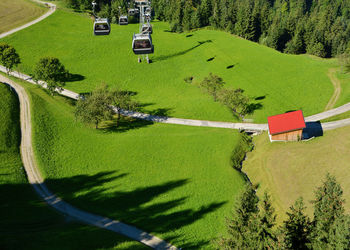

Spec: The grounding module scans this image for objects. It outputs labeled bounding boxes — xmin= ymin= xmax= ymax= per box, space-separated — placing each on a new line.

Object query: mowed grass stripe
xmin=1 ymin=9 xmax=339 ymax=123
xmin=0 ymin=0 xmax=47 ymax=34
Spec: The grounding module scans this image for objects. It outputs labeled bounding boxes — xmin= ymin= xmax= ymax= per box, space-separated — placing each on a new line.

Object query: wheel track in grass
xmin=324 ymin=68 xmax=341 ymax=111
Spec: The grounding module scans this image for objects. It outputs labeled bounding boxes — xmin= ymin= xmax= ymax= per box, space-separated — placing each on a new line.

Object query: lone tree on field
xmin=32 ymin=57 xmax=69 ymax=95
xmin=75 ymin=84 xmax=114 ymax=129
xmin=0 ymin=43 xmax=21 ymax=75
xmin=218 ymin=88 xmax=250 ymax=119
xmin=111 ymin=88 xmax=138 ymax=127
xmin=200 ymin=73 xmax=225 ymax=101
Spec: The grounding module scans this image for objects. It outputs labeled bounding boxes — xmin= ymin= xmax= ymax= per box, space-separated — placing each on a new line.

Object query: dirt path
xmin=324 ymin=68 xmax=341 ymax=111
xmin=0 ymin=74 xmax=178 ymax=250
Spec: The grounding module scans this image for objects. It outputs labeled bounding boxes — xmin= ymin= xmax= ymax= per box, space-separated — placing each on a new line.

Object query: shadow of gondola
xmin=152 ymin=40 xmax=213 ymax=62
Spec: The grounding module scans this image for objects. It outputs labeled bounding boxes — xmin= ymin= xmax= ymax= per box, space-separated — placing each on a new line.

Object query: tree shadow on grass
xmin=0 ymin=174 xmax=148 ymax=249
xmin=99 ymin=116 xmax=154 ymax=133
xmin=45 ymin=171 xmax=226 ymax=248
xmin=152 ymin=40 xmax=213 ymax=62
xmin=65 ymin=73 xmax=85 ymax=83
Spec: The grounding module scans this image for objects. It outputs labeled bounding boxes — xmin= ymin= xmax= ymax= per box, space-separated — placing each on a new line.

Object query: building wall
xmin=270 ymin=129 xmax=303 ymax=141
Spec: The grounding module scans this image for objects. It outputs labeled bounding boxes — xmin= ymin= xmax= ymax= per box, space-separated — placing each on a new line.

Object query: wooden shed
xmin=267 ymin=110 xmax=306 ymax=142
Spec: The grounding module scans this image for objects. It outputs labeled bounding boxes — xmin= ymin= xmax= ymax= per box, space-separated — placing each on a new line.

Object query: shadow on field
xmin=65 ymin=73 xmax=85 ymax=82
xmin=44 ymin=171 xmax=226 ymax=248
xmin=99 ymin=116 xmax=154 ymax=133
xmin=302 ymin=121 xmax=323 ymax=139
xmin=1 ymin=181 xmax=147 ymax=249
xmin=152 ymin=40 xmax=213 ymax=62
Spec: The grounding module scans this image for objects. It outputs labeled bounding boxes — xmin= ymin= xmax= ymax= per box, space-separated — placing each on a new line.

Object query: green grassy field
xmin=0 ymin=0 xmax=47 ymax=34
xmin=9 ymin=76 xmax=246 ymax=248
xmin=0 ymin=83 xmax=147 ymax=250
xmin=242 ymin=129 xmax=350 ymax=223
xmin=1 ymin=6 xmax=342 ymax=123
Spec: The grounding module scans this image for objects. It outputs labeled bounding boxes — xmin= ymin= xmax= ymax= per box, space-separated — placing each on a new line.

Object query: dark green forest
xmin=153 ymin=0 xmax=350 ymax=58
xmin=66 ymin=0 xmax=350 ymax=57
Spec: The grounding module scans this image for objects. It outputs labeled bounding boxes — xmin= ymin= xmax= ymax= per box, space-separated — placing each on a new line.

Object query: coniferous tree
xmin=310 ymin=174 xmax=345 ymax=248
xmin=218 ymin=184 xmax=259 ymax=249
xmin=258 ymin=192 xmax=277 ymax=248
xmin=281 ymin=197 xmax=311 ymax=249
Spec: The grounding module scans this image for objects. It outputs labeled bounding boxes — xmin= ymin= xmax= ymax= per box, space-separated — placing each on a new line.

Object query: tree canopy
xmin=0 ymin=43 xmax=21 ymax=75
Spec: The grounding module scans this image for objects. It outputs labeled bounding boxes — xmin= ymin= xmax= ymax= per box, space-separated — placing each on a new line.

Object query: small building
xmin=267 ymin=110 xmax=306 ymax=142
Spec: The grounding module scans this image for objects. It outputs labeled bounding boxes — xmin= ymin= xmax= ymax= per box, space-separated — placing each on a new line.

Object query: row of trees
xmin=219 ymin=174 xmax=350 ymax=249
xmin=1 ymin=43 xmax=70 ymax=95
xmin=151 ymin=0 xmax=350 ymax=58
xmin=197 ymin=73 xmax=252 ymax=120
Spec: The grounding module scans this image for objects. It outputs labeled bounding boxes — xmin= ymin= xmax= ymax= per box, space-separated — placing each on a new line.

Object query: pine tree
xmin=310 ymin=174 xmax=345 ymax=248
xmin=218 ymin=184 xmax=259 ymax=249
xmin=182 ymin=0 xmax=194 ymax=31
xmin=281 ymin=197 xmax=311 ymax=249
xmin=328 ymin=215 xmax=350 ymax=249
xmin=258 ymin=192 xmax=277 ymax=248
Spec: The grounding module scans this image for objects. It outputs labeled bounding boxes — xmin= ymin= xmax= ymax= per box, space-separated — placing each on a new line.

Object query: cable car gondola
xmin=128 ymin=9 xmax=135 ymax=16
xmin=141 ymin=23 xmax=152 ymax=34
xmin=94 ymin=18 xmax=110 ymax=35
xmin=132 ymin=33 xmax=154 ymax=54
xmin=119 ymin=15 xmax=128 ymax=25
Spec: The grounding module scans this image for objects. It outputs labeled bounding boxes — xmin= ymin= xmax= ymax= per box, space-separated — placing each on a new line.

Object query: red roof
xmin=267 ymin=110 xmax=306 ymax=135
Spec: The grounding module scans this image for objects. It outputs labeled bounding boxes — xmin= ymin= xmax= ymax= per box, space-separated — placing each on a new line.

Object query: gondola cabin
xmin=132 ymin=33 xmax=153 ymax=54
xmin=128 ymin=9 xmax=135 ymax=16
xmin=94 ymin=18 xmax=110 ymax=35
xmin=119 ymin=15 xmax=128 ymax=25
xmin=267 ymin=110 xmax=306 ymax=142
xmin=141 ymin=23 xmax=152 ymax=34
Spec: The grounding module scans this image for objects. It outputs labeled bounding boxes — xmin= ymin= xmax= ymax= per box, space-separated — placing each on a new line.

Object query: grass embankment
xmin=242 ymin=129 xmax=350 ymax=223
xmin=11 ymin=77 xmax=246 ymax=248
xmin=0 ymin=0 xmax=47 ymax=34
xmin=0 ymin=83 xmax=146 ymax=249
xmin=1 ymin=7 xmax=341 ymax=123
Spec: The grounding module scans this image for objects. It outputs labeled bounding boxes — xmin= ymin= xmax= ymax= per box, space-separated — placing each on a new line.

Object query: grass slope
xmin=1 ymin=7 xmax=341 ymax=122
xmin=0 ymin=83 xmax=147 ymax=249
xmin=0 ymin=0 xmax=47 ymax=34
xmin=13 ymin=77 xmax=246 ymax=248
xmin=242 ymin=129 xmax=350 ymax=223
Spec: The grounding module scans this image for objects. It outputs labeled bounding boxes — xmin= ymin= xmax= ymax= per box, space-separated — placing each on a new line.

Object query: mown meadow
xmin=0 ymin=6 xmax=342 ymax=123
xmin=0 ymin=82 xmax=146 ymax=250
xmin=7 ymin=76 xmax=246 ymax=248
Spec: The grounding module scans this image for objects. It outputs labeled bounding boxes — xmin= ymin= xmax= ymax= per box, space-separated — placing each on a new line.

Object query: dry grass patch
xmin=0 ymin=0 xmax=46 ymax=34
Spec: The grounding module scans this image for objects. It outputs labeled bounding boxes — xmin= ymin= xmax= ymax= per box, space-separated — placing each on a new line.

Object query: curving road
xmin=0 ymin=74 xmax=178 ymax=250
xmin=2 ymin=65 xmax=350 ymax=132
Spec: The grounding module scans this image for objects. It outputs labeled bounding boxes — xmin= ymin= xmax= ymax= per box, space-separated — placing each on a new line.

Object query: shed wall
xmin=271 ymin=129 xmax=303 ymax=141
